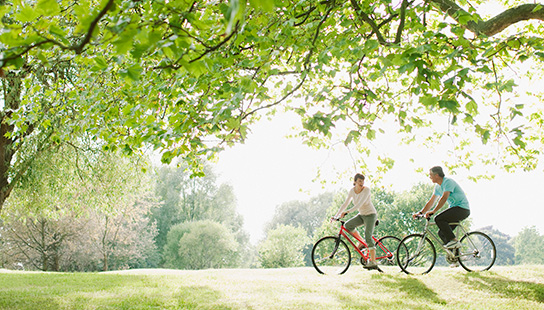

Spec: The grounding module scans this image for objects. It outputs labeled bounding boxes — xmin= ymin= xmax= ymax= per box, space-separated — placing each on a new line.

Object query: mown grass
xmin=0 ymin=265 xmax=543 ymax=309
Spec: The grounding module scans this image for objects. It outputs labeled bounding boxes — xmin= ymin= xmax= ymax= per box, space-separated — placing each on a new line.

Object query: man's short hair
xmin=430 ymin=166 xmax=445 ymax=178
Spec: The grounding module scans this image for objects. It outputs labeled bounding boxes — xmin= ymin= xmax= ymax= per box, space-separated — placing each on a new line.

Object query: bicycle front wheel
xmin=458 ymin=231 xmax=496 ymax=272
xmin=376 ymin=236 xmax=401 ymax=267
xmin=397 ymin=234 xmax=436 ymax=275
xmin=311 ymin=236 xmax=351 ymax=275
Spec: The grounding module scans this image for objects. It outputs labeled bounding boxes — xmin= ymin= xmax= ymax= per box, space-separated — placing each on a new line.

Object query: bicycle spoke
xmin=397 ymin=234 xmax=436 ymax=275
xmin=458 ymin=231 xmax=496 ymax=272
xmin=376 ymin=236 xmax=402 ymax=267
xmin=312 ymin=236 xmax=351 ymax=275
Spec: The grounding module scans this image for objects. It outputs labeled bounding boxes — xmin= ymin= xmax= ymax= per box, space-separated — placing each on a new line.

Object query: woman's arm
xmin=334 ymin=191 xmax=354 ymax=218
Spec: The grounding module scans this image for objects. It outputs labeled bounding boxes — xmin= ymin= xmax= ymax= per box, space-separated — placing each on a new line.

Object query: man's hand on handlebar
xmin=413 ymin=211 xmax=434 ymax=219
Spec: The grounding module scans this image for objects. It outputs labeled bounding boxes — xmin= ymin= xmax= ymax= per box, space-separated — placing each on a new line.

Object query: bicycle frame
xmin=335 ymin=221 xmax=394 ymax=261
xmin=418 ymin=218 xmax=473 ymax=259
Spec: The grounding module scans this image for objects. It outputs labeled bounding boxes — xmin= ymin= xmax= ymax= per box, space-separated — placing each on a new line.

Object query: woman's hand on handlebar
xmin=330 ymin=212 xmax=347 ymax=223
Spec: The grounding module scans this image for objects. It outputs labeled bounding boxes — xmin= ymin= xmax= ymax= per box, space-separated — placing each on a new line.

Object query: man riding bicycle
xmin=413 ymin=166 xmax=471 ymax=257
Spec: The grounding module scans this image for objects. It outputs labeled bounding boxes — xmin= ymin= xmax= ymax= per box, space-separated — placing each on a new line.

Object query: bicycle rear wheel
xmin=376 ymin=236 xmax=401 ymax=267
xmin=458 ymin=231 xmax=496 ymax=272
xmin=397 ymin=234 xmax=436 ymax=275
xmin=311 ymin=236 xmax=351 ymax=275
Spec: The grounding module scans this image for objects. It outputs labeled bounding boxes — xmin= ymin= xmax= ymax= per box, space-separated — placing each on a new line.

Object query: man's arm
xmin=426 ymin=191 xmax=450 ymax=217
xmin=414 ymin=194 xmax=438 ymax=218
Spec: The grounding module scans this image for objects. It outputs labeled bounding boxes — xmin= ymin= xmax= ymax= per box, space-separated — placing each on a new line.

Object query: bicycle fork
xmin=409 ymin=234 xmax=428 ymax=263
xmin=328 ymin=235 xmax=342 ymax=259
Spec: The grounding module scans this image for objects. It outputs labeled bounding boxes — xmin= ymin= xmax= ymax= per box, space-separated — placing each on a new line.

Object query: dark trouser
xmin=435 ymin=207 xmax=470 ymax=244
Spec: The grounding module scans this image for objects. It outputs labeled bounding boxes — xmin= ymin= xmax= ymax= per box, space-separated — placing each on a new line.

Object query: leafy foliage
xmin=374 ymin=183 xmax=434 ymax=238
xmin=258 ymin=224 xmax=310 ymax=268
xmin=264 ymin=192 xmax=334 ymax=236
xmin=480 ymin=225 xmax=516 ymax=266
xmin=0 ymin=146 xmax=159 ymax=271
xmin=150 ymin=163 xmax=250 ymax=266
xmin=0 ymin=1 xmax=543 ymax=218
xmin=514 ymin=226 xmax=544 ymax=264
xmin=163 ymin=220 xmax=240 ymax=270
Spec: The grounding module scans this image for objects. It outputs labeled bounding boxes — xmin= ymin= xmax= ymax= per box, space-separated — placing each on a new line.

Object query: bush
xmin=258 ymin=225 xmax=310 ymax=268
xmin=163 ymin=220 xmax=239 ymax=269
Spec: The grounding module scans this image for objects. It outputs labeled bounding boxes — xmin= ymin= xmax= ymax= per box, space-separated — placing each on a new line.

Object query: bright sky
xmin=214 ymin=111 xmax=543 ymax=245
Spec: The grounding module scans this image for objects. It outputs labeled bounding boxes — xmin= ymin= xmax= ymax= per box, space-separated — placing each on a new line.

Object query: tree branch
xmin=73 ymin=0 xmax=115 ymax=54
xmin=350 ymin=0 xmax=389 ymax=45
xmin=395 ymin=0 xmax=409 ymax=44
xmin=0 ymin=0 xmax=114 ymax=66
xmin=430 ymin=0 xmax=544 ymax=36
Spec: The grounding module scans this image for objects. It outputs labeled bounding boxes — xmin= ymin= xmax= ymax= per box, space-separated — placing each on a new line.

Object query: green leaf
xmin=439 ymin=100 xmax=460 ymax=113
xmin=14 ymin=6 xmax=39 ymax=22
xmin=119 ymin=64 xmax=142 ymax=81
xmin=185 ymin=60 xmax=207 ymax=77
xmin=456 ymin=11 xmax=474 ymax=25
xmin=36 ymin=0 xmax=60 ymax=16
xmin=499 ymin=79 xmax=516 ymax=92
xmin=366 ymin=129 xmax=375 ymax=140
xmin=93 ymin=56 xmax=109 ymax=70
xmin=344 ymin=130 xmax=360 ymax=145
xmin=249 ymin=0 xmax=275 ymax=12
xmin=420 ymin=96 xmax=438 ymax=108
xmin=225 ymin=118 xmax=240 ymax=130
xmin=466 ymin=100 xmax=478 ymax=114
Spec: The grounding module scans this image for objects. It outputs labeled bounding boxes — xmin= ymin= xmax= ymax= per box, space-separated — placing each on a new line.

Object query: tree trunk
xmin=103 ymin=253 xmax=108 ymax=271
xmin=0 ymin=73 xmax=20 ymax=212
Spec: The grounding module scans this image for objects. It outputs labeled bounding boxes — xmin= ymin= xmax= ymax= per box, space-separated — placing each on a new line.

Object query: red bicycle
xmin=311 ymin=218 xmax=401 ymax=274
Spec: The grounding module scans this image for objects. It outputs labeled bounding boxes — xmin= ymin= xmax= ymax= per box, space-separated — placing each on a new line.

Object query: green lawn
xmin=0 ymin=265 xmax=543 ymax=309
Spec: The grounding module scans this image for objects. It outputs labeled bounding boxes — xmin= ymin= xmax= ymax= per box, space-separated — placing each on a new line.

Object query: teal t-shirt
xmin=433 ymin=177 xmax=470 ymax=210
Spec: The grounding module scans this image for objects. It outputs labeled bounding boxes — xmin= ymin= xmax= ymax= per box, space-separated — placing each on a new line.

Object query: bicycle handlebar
xmin=414 ymin=214 xmax=432 ymax=221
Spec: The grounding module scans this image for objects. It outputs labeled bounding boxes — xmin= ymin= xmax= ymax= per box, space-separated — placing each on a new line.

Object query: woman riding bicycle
xmin=413 ymin=166 xmax=471 ymax=250
xmin=332 ymin=173 xmax=379 ymax=269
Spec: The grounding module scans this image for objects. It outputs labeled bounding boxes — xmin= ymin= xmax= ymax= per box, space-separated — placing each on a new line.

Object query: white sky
xmin=214 ymin=111 xmax=543 ymax=244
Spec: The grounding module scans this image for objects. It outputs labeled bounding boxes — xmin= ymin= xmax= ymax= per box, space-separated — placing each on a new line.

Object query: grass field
xmin=0 ymin=265 xmax=543 ymax=309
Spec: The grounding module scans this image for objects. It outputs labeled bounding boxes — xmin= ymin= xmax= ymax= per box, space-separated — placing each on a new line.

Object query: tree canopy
xmin=1 ymin=0 xmax=543 ymax=210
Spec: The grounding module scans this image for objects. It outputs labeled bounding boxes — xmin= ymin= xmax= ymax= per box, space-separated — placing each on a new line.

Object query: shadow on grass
xmin=459 ymin=272 xmax=544 ymax=303
xmin=335 ymin=274 xmax=446 ymax=309
xmin=374 ymin=274 xmax=447 ymax=305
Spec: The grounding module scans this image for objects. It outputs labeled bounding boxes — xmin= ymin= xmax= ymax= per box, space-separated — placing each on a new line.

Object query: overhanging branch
xmin=430 ymin=0 xmax=544 ymax=36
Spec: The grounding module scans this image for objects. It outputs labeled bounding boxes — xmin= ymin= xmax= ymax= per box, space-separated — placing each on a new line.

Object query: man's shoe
xmin=449 ymin=261 xmax=459 ymax=268
xmin=444 ymin=240 xmax=461 ymax=249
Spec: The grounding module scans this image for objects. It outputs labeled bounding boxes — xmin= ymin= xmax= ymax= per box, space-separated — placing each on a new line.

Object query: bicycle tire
xmin=311 ymin=236 xmax=351 ymax=275
xmin=376 ymin=236 xmax=402 ymax=267
xmin=458 ymin=231 xmax=496 ymax=272
xmin=397 ymin=233 xmax=436 ymax=275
